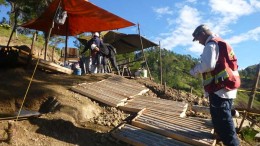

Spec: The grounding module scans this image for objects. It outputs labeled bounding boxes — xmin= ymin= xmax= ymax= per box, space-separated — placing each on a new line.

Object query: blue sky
xmin=1 ymin=0 xmax=260 ymax=69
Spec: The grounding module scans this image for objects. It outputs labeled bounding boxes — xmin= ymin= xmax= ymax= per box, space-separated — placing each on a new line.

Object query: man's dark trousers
xmin=209 ymin=93 xmax=239 ymax=146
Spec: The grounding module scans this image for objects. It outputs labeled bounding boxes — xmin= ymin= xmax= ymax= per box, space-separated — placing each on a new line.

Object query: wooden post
xmin=27 ymin=31 xmax=37 ymax=66
xmin=164 ymin=82 xmax=166 ymax=94
xmin=44 ymin=0 xmax=62 ymax=60
xmin=51 ymin=46 xmax=55 ymax=61
xmin=30 ymin=32 xmax=36 ymax=56
xmin=64 ymin=16 xmax=69 ymax=65
xmin=247 ymin=63 xmax=260 ymax=109
xmin=159 ymin=41 xmax=162 ymax=85
xmin=238 ymin=110 xmax=247 ymax=132
xmin=137 ymin=23 xmax=152 ymax=80
xmin=7 ymin=8 xmax=18 ymax=47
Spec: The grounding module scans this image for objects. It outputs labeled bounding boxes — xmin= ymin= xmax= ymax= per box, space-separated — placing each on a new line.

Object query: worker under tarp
xmin=103 ymin=31 xmax=158 ymax=54
xmin=21 ymin=0 xmax=135 ymax=36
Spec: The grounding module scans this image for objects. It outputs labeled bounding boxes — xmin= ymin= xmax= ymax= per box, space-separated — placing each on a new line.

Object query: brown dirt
xmin=0 ymin=66 xmax=129 ymax=146
xmin=0 ymin=66 xmax=253 ymax=146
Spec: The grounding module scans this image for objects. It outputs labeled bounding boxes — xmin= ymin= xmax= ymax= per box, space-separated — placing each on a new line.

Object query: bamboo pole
xmin=7 ymin=7 xmax=18 ymax=47
xmin=159 ymin=41 xmax=162 ymax=85
xmin=44 ymin=0 xmax=62 ymax=60
xmin=64 ymin=16 xmax=69 ymax=65
xmin=247 ymin=63 xmax=260 ymax=109
xmin=137 ymin=23 xmax=152 ymax=80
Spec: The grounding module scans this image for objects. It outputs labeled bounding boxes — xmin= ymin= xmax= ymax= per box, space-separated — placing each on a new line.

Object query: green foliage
xmin=0 ymin=0 xmax=8 ymax=5
xmin=0 ymin=23 xmax=11 ymax=31
xmin=116 ymin=47 xmax=203 ymax=96
xmin=241 ymin=126 xmax=258 ymax=145
xmin=145 ymin=47 xmax=203 ymax=96
xmin=239 ymin=64 xmax=260 ymax=102
xmin=0 ymin=26 xmax=12 ymax=38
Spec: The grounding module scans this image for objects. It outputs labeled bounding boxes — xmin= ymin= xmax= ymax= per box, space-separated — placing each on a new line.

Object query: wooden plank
xmin=126 ymin=101 xmax=187 ymax=111
xmin=70 ymin=87 xmax=125 ymax=107
xmin=112 ymin=124 xmax=192 ymax=146
xmin=76 ymin=84 xmax=128 ymax=102
xmin=105 ymin=77 xmax=146 ymax=91
xmin=102 ymin=80 xmax=144 ymax=94
xmin=133 ymin=95 xmax=187 ymax=107
xmin=136 ymin=115 xmax=214 ymax=140
xmin=95 ymin=80 xmax=149 ymax=98
xmin=95 ymin=81 xmax=136 ymax=97
xmin=123 ymin=102 xmax=187 ymax=117
xmin=77 ymin=83 xmax=128 ymax=102
xmin=132 ymin=120 xmax=215 ymax=146
xmin=75 ymin=85 xmax=127 ymax=103
xmin=142 ymin=112 xmax=212 ymax=133
xmin=92 ymin=81 xmax=134 ymax=98
xmin=144 ymin=109 xmax=213 ymax=127
xmin=118 ymin=105 xmax=143 ymax=113
xmin=38 ymin=59 xmax=73 ymax=74
xmin=130 ymin=109 xmax=215 ymax=146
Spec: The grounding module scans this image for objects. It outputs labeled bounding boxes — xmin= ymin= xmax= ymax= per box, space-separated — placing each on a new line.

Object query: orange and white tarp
xmin=21 ymin=0 xmax=135 ymax=36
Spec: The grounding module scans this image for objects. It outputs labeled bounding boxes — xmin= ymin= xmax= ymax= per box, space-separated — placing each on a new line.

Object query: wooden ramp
xmin=71 ymin=76 xmax=215 ymax=145
xmin=71 ymin=76 xmax=149 ymax=107
xmin=38 ymin=59 xmax=73 ymax=74
xmin=119 ymin=95 xmax=188 ymax=117
xmin=112 ymin=124 xmax=192 ymax=146
xmin=131 ymin=109 xmax=216 ymax=146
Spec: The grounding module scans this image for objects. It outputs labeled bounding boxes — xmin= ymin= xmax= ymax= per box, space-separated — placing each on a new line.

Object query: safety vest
xmin=202 ymin=37 xmax=241 ymax=93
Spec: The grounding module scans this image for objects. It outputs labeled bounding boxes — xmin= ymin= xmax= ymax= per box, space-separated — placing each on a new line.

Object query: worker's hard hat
xmin=94 ymin=32 xmax=99 ymax=37
xmin=91 ymin=44 xmax=97 ymax=50
xmin=192 ymin=24 xmax=210 ymax=41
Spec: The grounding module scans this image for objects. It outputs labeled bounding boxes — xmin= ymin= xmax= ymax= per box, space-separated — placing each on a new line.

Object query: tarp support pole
xmin=64 ymin=16 xmax=69 ymax=65
xmin=159 ymin=41 xmax=162 ymax=85
xmin=44 ymin=0 xmax=62 ymax=60
xmin=137 ymin=23 xmax=152 ymax=80
xmin=7 ymin=8 xmax=19 ymax=47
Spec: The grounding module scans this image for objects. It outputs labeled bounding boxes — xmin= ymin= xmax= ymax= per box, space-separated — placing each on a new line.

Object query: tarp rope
xmin=15 ymin=56 xmax=40 ymax=121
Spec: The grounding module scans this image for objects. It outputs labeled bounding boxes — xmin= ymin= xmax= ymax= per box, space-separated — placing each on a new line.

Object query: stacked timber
xmin=38 ymin=59 xmax=73 ymax=74
xmin=119 ymin=95 xmax=188 ymax=117
xmin=131 ymin=109 xmax=216 ymax=146
xmin=112 ymin=124 xmax=191 ymax=146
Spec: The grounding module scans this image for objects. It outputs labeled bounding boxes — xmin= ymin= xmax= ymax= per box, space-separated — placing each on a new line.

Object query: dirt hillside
xmin=0 ymin=36 xmax=254 ymax=146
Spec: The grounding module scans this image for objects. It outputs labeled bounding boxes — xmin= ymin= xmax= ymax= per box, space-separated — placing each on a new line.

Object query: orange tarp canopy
xmin=21 ymin=0 xmax=135 ymax=36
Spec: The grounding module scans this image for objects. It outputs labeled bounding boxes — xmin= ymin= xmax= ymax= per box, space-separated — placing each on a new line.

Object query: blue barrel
xmin=74 ymin=68 xmax=82 ymax=75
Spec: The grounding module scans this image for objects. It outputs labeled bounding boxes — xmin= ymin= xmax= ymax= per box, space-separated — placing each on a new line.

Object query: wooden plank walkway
xmin=71 ymin=76 xmax=149 ymax=107
xmin=71 ymin=75 xmax=215 ymax=146
xmin=131 ymin=109 xmax=216 ymax=146
xmin=119 ymin=95 xmax=188 ymax=117
xmin=112 ymin=124 xmax=192 ymax=146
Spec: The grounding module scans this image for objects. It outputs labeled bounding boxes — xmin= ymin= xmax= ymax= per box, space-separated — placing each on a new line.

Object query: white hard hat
xmin=94 ymin=32 xmax=99 ymax=37
xmin=91 ymin=44 xmax=97 ymax=50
